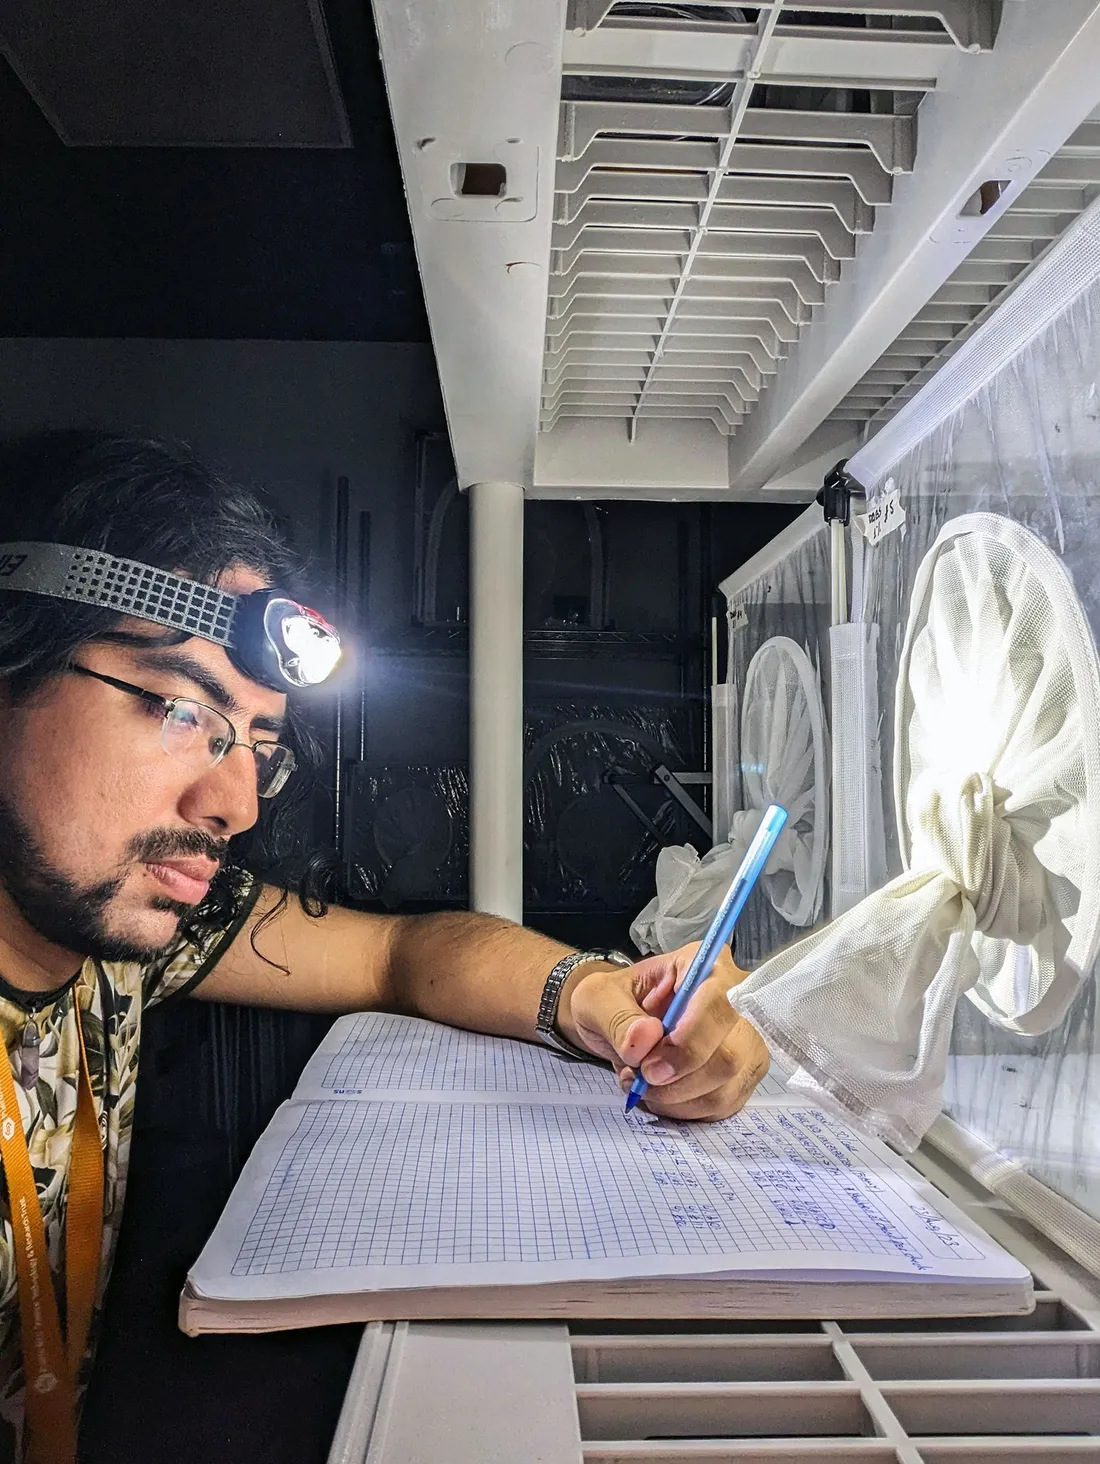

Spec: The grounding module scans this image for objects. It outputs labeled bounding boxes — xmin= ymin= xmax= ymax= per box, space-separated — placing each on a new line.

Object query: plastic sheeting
xmin=715 ymin=516 xmax=833 ymax=967
xmin=348 ymin=764 xmax=470 ymax=907
xmin=840 ymin=204 xmax=1100 ymax=1215
xmin=524 ymin=703 xmax=694 ymax=913
xmin=346 ymin=707 xmax=696 ymax=914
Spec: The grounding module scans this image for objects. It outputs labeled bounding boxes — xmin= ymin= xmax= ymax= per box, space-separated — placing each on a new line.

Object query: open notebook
xmin=181 ymin=1013 xmax=1031 ymax=1333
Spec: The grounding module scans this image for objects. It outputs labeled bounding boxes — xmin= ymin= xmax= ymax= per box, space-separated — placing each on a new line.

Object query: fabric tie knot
xmin=909 ymin=769 xmax=1048 ymax=945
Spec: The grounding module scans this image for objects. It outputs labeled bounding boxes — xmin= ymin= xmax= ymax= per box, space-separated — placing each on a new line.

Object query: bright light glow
xmin=281 ymin=612 xmax=342 ymax=684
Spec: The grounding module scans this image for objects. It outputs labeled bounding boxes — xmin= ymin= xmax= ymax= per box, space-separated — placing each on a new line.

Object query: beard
xmin=0 ymin=789 xmax=227 ymax=963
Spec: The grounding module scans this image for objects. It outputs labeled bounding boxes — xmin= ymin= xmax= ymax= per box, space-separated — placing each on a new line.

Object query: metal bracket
xmin=816 ymin=458 xmax=861 ymax=527
xmin=606 ymin=765 xmax=713 ymax=842
xmin=605 ymin=775 xmax=669 ymax=843
xmin=653 ymin=764 xmax=713 ymax=839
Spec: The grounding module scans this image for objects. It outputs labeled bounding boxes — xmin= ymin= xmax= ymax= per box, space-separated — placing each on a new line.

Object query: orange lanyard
xmin=0 ymin=990 xmax=104 ymax=1464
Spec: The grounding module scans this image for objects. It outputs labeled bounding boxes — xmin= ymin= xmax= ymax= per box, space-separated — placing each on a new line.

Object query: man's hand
xmin=559 ymin=945 xmax=769 ymax=1120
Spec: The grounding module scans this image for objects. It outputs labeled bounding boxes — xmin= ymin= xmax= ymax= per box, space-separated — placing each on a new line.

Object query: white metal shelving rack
xmin=830 ymin=107 xmax=1100 ymax=428
xmin=327 ymin=1139 xmax=1100 ymax=1462
xmin=369 ymin=0 xmax=1100 ymax=913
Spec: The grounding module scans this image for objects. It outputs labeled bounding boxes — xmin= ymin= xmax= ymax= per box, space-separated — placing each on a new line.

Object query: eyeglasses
xmin=68 ymin=664 xmax=297 ymax=799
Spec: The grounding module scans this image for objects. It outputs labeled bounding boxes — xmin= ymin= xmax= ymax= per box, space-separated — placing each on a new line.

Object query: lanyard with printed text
xmin=0 ymin=990 xmax=104 ymax=1464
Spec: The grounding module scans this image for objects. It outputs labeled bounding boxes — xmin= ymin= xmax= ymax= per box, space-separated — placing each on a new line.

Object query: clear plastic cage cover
xmin=737 ymin=199 xmax=1100 ymax=1225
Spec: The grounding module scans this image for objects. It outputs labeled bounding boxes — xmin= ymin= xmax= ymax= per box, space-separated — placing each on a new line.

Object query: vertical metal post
xmin=333 ymin=475 xmax=350 ymax=855
xmin=356 ymin=510 xmax=372 ymax=763
xmin=468 ymin=480 xmax=524 ymax=922
xmin=698 ymin=505 xmax=712 ymax=821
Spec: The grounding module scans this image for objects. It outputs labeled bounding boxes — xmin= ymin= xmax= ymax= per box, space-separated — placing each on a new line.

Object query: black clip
xmin=816 ymin=459 xmax=859 ymax=527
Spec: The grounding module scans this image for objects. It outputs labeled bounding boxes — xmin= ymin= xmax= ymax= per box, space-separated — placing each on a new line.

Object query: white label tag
xmin=728 ymin=604 xmax=749 ymax=634
xmin=863 ymin=481 xmax=906 ymax=546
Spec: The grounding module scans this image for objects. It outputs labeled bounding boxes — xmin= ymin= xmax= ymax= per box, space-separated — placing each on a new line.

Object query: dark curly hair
xmin=0 ymin=428 xmax=333 ymax=945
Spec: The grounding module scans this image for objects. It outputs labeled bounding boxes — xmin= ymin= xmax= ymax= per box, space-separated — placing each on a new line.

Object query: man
xmin=0 ymin=432 xmax=766 ymax=1462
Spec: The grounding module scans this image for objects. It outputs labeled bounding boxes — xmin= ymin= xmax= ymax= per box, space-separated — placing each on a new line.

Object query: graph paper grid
xmin=230 ymin=1099 xmax=988 ymax=1282
xmin=300 ymin=1011 xmax=790 ymax=1101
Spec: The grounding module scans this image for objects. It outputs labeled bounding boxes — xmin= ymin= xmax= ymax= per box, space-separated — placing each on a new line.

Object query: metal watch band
xmin=535 ymin=948 xmax=634 ymax=1063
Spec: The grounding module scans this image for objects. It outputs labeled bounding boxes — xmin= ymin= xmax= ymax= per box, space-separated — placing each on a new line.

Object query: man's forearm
xmin=383 ymin=910 xmax=585 ymax=1043
xmin=205 ymin=889 xmax=762 ymax=1122
xmin=201 ymin=889 xmax=611 ymax=1044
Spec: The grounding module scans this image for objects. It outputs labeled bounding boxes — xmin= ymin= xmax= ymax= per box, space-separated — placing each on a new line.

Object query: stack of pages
xmin=181 ymin=1013 xmax=1031 ymax=1333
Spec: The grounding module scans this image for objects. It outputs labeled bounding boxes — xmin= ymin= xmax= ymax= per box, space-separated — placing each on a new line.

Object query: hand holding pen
xmin=625 ymin=804 xmax=788 ymax=1114
xmin=554 ymin=809 xmax=785 ymax=1120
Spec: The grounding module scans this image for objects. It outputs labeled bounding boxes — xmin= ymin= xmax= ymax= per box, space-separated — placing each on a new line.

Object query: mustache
xmin=127 ymin=827 xmax=230 ymax=868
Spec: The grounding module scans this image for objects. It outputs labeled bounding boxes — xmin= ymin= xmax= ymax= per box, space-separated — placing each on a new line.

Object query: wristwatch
xmin=535 ymin=948 xmax=635 ymax=1063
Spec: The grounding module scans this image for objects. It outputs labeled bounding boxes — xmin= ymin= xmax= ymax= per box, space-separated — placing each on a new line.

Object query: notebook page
xmin=190 ymin=1096 xmax=1026 ymax=1301
xmin=294 ymin=1011 xmax=790 ymax=1104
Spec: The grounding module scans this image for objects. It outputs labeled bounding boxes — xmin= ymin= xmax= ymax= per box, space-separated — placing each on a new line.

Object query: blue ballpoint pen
xmin=624 ymin=803 xmax=789 ymax=1114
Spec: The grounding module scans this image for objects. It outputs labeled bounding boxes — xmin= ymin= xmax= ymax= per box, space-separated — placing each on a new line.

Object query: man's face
xmin=0 ymin=566 xmax=289 ymax=963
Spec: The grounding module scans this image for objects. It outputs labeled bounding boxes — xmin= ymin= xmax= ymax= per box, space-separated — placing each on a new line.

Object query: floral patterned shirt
xmin=0 ymin=874 xmax=260 ymax=1461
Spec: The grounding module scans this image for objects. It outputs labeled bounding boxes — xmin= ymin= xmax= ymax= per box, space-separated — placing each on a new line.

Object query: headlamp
xmin=233 ymin=591 xmax=343 ymax=690
xmin=0 ymin=542 xmax=342 ymax=693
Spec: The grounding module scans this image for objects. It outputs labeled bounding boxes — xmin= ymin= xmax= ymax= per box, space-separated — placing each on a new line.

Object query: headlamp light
xmin=0 ymin=542 xmax=343 ymax=693
xmin=233 ymin=591 xmax=343 ymax=690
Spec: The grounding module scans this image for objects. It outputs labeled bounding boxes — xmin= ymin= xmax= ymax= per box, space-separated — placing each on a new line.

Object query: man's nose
xmin=179 ymin=744 xmax=261 ymax=836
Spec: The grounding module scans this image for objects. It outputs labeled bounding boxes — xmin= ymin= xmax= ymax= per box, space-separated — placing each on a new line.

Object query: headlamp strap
xmin=0 ymin=542 xmax=237 ymax=646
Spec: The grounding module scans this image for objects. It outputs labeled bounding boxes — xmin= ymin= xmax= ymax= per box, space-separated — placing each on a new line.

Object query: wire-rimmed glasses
xmin=68 ymin=664 xmax=297 ymax=798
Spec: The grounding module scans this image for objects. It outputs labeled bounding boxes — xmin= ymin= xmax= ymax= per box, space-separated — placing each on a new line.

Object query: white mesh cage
xmin=732 ymin=513 xmax=1100 ymax=1153
xmin=829 ymin=620 xmax=887 ymax=919
xmin=632 ymin=518 xmax=832 ymax=961
xmin=731 ymin=196 xmax=1100 ymax=1206
xmin=720 ymin=511 xmax=834 ymax=965
xmin=738 ymin=637 xmax=828 ymax=930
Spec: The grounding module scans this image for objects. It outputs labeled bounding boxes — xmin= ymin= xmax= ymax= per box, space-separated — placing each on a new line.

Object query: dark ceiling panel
xmin=0 ymin=147 xmax=428 ymax=338
xmin=0 ymin=0 xmax=350 ymax=146
xmin=0 ymin=1 xmax=431 ymax=342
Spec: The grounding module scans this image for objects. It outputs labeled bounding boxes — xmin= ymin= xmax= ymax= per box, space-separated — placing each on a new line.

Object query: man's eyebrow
xmin=131 ymin=648 xmax=287 ymax=736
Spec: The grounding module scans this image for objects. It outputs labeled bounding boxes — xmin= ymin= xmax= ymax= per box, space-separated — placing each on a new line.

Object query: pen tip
xmin=624 ymin=1092 xmax=640 ymax=1113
